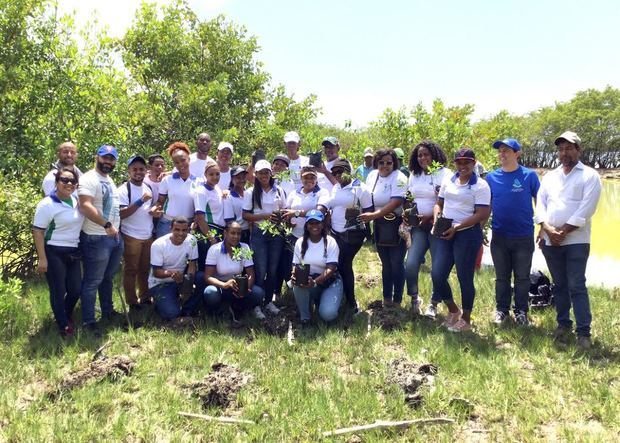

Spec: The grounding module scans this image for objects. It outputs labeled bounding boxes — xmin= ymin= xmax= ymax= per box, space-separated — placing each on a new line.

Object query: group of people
xmin=33 ymin=130 xmax=602 ymax=349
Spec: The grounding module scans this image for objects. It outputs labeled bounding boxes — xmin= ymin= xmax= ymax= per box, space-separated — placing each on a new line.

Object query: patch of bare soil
xmin=387 ymin=357 xmax=437 ymax=408
xmin=187 ymin=363 xmax=253 ymax=409
xmin=47 ymin=355 xmax=135 ymax=400
xmin=261 ymin=305 xmax=297 ymax=337
xmin=355 ymin=274 xmax=380 ymax=288
xmin=367 ymin=300 xmax=409 ymax=331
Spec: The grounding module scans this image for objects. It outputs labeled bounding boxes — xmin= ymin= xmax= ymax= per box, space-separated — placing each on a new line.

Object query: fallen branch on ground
xmin=322 ymin=417 xmax=455 ymax=437
xmin=178 ymin=411 xmax=256 ymax=425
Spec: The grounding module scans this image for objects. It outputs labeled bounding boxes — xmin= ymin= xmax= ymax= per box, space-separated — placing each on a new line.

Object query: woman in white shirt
xmin=404 ymin=140 xmax=451 ymax=315
xmin=32 ymin=168 xmax=84 ymax=337
xmin=360 ymin=149 xmax=408 ymax=305
xmin=228 ymin=165 xmax=250 ymax=244
xmin=432 ymin=148 xmax=491 ymax=332
xmin=203 ymin=221 xmax=265 ymax=321
xmin=291 ymin=210 xmax=343 ymax=324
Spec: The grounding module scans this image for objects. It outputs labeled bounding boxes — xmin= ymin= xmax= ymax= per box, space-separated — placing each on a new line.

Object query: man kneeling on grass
xmin=148 ymin=216 xmax=203 ymax=322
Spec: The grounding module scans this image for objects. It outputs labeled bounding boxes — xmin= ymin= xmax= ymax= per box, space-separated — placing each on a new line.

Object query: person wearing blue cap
xmin=486 ymin=139 xmax=540 ymax=326
xmin=291 ymin=209 xmax=343 ymax=324
xmin=77 ymin=144 xmax=123 ymax=333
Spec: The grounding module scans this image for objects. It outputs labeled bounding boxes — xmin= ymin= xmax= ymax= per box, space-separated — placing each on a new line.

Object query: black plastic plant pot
xmin=272 ymin=209 xmax=283 ymax=223
xmin=432 ymin=217 xmax=453 ymax=238
xmin=404 ymin=203 xmax=419 ymax=227
xmin=345 ymin=207 xmax=361 ymax=223
xmin=294 ymin=264 xmax=310 ymax=286
xmin=234 ymin=274 xmax=249 ymax=298
xmin=309 ymin=152 xmax=322 ymax=168
xmin=251 ymin=149 xmax=266 ymax=166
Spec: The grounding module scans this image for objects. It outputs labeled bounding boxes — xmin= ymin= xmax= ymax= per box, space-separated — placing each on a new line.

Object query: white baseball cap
xmin=283 ymin=131 xmax=300 ymax=143
xmin=363 ymin=147 xmax=374 ymax=158
xmin=217 ymin=141 xmax=234 ymax=153
xmin=554 ymin=131 xmax=581 ymax=146
xmin=254 ymin=159 xmax=272 ymax=172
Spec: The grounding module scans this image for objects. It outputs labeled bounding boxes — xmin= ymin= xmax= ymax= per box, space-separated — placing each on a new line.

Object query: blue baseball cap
xmin=97 ymin=145 xmax=119 ymax=159
xmin=305 ymin=209 xmax=325 ymax=223
xmin=492 ymin=138 xmax=521 ymax=152
xmin=127 ymin=155 xmax=146 ymax=166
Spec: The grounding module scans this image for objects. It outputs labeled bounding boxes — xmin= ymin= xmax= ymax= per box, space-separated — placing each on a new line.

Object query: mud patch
xmin=47 ymin=355 xmax=135 ymax=400
xmin=386 ymin=357 xmax=437 ymax=408
xmin=367 ymin=300 xmax=409 ymax=331
xmin=355 ymin=274 xmax=380 ymax=288
xmin=261 ymin=305 xmax=298 ymax=337
xmin=187 ymin=363 xmax=252 ymax=409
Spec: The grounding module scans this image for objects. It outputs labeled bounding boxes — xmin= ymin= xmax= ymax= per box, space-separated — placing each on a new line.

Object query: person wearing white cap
xmin=216 ymin=141 xmax=234 ymax=189
xmin=283 ymin=131 xmax=309 ymax=186
xmin=535 ymin=131 xmax=602 ymax=350
xmin=242 ymin=159 xmax=288 ymax=319
xmin=189 ymin=133 xmax=215 ymax=178
xmin=355 ymin=147 xmax=375 ymax=182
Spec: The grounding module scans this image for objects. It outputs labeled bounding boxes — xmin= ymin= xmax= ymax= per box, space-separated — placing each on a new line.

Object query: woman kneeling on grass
xmin=203 ymin=222 xmax=264 ymax=322
xmin=291 ymin=210 xmax=343 ymax=325
xmin=32 ymin=168 xmax=84 ymax=338
xmin=431 ymin=148 xmax=490 ymax=332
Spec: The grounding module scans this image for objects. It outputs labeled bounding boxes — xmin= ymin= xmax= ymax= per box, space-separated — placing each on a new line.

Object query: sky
xmin=58 ymin=0 xmax=620 ymax=127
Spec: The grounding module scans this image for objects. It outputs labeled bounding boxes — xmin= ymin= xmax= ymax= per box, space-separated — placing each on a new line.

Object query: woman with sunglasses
xmin=32 ymin=168 xmax=84 ymax=338
xmin=360 ymin=149 xmax=408 ymax=305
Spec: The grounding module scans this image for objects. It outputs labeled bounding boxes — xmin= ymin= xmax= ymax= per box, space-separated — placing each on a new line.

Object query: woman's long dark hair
xmin=300 ymin=221 xmax=328 ymax=260
xmin=408 ymin=140 xmax=447 ymax=176
xmin=55 ymin=167 xmax=79 ymax=182
xmin=251 ymin=176 xmax=275 ymax=210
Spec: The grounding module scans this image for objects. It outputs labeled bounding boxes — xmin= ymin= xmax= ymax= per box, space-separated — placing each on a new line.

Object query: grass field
xmin=1 ymin=246 xmax=619 ymax=441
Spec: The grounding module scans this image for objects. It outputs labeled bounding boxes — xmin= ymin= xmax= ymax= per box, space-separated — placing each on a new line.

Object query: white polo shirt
xmin=229 ymin=190 xmax=249 ymax=230
xmin=143 ymin=174 xmax=161 ymax=205
xmin=78 ymin=169 xmax=120 ymax=235
xmin=158 ymin=172 xmax=198 ymax=218
xmin=438 ymin=173 xmax=491 ymax=225
xmin=218 ymin=169 xmax=231 ymax=190
xmin=242 ymin=185 xmax=287 ymax=216
xmin=285 ymin=186 xmax=330 ymax=238
xmin=288 ymin=155 xmax=309 ymax=185
xmin=193 ymin=182 xmax=234 ymax=227
xmin=205 ymin=241 xmax=254 ymax=281
xmin=366 ymin=169 xmax=408 ymax=211
xmin=277 ymin=178 xmax=296 ymax=199
xmin=321 ymin=179 xmax=373 ymax=233
xmin=534 ymin=162 xmax=602 ymax=246
xmin=33 ymin=193 xmax=84 ymax=247
xmin=317 ymin=158 xmax=352 ymax=194
xmin=148 ymin=233 xmax=198 ymax=288
xmin=118 ymin=181 xmax=154 ymax=240
xmin=188 ymin=153 xmax=215 ymax=179
xmin=293 ymin=235 xmax=340 ymax=275
xmin=407 ymin=167 xmax=452 ymax=216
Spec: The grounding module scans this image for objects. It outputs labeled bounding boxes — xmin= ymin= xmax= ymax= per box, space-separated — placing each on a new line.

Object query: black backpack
xmin=529 ymin=270 xmax=554 ymax=308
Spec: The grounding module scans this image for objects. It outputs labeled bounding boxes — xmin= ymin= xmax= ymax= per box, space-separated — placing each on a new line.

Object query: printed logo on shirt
xmin=512 ymin=178 xmax=524 ymax=192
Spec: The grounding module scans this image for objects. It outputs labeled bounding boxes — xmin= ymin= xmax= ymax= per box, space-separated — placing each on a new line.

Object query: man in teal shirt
xmin=355 ymin=147 xmax=374 ymax=181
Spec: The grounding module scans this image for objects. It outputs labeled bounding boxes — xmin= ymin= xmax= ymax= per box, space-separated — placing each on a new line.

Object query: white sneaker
xmin=265 ymin=302 xmax=280 ymax=315
xmin=424 ymin=304 xmax=438 ymax=319
xmin=253 ymin=306 xmax=266 ymax=320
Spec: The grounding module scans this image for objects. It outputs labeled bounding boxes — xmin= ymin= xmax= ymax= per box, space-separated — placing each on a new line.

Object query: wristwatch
xmin=294 ymin=210 xmax=301 ymax=217
xmin=103 ymin=221 xmax=112 ymax=229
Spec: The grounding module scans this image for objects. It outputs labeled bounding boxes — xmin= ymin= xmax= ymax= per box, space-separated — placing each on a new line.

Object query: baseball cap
xmin=273 ymin=154 xmax=290 ymax=166
xmin=331 ymin=158 xmax=352 ymax=173
xmin=454 ymin=148 xmax=476 ymax=162
xmin=230 ymin=165 xmax=247 ymax=176
xmin=97 ymin=145 xmax=118 ymax=159
xmin=554 ymin=131 xmax=581 ymax=146
xmin=254 ymin=159 xmax=272 ymax=172
xmin=492 ymin=138 xmax=522 ymax=152
xmin=300 ymin=166 xmax=317 ymax=177
xmin=322 ymin=136 xmax=339 ymax=146
xmin=283 ymin=131 xmax=300 ymax=143
xmin=394 ymin=148 xmax=405 ymax=160
xmin=363 ymin=147 xmax=374 ymax=158
xmin=217 ymin=141 xmax=234 ymax=153
xmin=305 ymin=209 xmax=325 ymax=223
xmin=127 ymin=155 xmax=146 ymax=166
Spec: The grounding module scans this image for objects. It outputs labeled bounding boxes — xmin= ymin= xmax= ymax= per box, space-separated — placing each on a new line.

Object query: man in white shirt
xmin=119 ymin=155 xmax=157 ymax=310
xmin=78 ymin=145 xmax=123 ymax=331
xmin=42 ymin=141 xmax=82 ymax=196
xmin=283 ymin=131 xmax=309 ymax=186
xmin=317 ymin=136 xmax=350 ymax=193
xmin=535 ymin=131 xmax=602 ymax=349
xmin=189 ymin=132 xmax=215 ymax=178
xmin=216 ymin=142 xmax=233 ymax=189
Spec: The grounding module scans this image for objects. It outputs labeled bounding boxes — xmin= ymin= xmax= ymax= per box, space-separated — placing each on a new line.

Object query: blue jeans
xmin=203 ymin=284 xmax=264 ymax=315
xmin=376 ymin=242 xmax=407 ymax=303
xmin=150 ymin=273 xmax=204 ymax=320
xmin=155 ymin=218 xmax=172 ymax=239
xmin=405 ymin=226 xmax=436 ymax=299
xmin=542 ymin=243 xmax=592 ymax=337
xmin=44 ymin=245 xmax=82 ymax=329
xmin=490 ymin=233 xmax=534 ymax=313
xmin=250 ymin=226 xmax=284 ymax=304
xmin=431 ymin=225 xmax=483 ymax=311
xmin=80 ymin=233 xmax=124 ymax=325
xmin=293 ymin=277 xmax=343 ymax=322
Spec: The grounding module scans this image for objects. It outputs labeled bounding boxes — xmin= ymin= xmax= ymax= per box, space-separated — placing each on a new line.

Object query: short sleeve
xmin=118 ymin=183 xmax=129 ymax=207
xmin=360 ymin=185 xmax=373 ymax=209
xmin=241 ymin=243 xmax=254 ymax=268
xmin=33 ymin=199 xmax=52 ymax=230
xmin=205 ymin=243 xmax=219 ymax=266
xmin=242 ymin=187 xmax=254 ymax=212
xmin=188 ymin=235 xmax=199 ymax=260
xmin=194 ymin=187 xmax=206 ymax=214
xmin=391 ymin=172 xmax=407 ymax=199
xmin=222 ymin=197 xmax=234 ymax=221
xmin=158 ymin=177 xmax=169 ymax=196
xmin=474 ymin=181 xmax=491 ymax=206
xmin=530 ymin=170 xmax=541 ymax=198
xmin=292 ymin=237 xmax=303 ymax=265
xmin=150 ymin=241 xmax=164 ymax=267
xmin=77 ymin=173 xmax=97 ymax=197
xmin=325 ymin=237 xmax=340 ymax=264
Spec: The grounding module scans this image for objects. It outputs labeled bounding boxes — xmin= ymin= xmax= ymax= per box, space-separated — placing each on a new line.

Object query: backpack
xmin=529 ymin=269 xmax=554 ymax=308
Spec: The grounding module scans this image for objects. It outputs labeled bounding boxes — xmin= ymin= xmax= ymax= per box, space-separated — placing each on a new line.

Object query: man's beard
xmin=97 ymin=161 xmax=115 ymax=174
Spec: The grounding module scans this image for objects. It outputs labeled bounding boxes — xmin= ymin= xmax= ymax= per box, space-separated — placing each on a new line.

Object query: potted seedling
xmin=231 ymin=246 xmax=254 ymax=298
xmin=403 ymin=190 xmax=419 ymax=227
xmin=427 ymin=160 xmax=444 ymax=194
xmin=308 ymin=151 xmax=323 ymax=168
xmin=432 ymin=212 xmax=453 ymax=238
xmin=293 ymin=262 xmax=310 ymax=286
xmin=257 ymin=219 xmax=309 ymax=285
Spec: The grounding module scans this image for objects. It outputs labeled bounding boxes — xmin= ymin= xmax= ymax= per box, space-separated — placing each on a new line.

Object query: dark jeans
xmin=203 ymin=284 xmax=264 ymax=316
xmin=431 ymin=225 xmax=483 ymax=311
xmin=80 ymin=233 xmax=124 ymax=325
xmin=405 ymin=226 xmax=435 ymax=298
xmin=275 ymin=235 xmax=297 ymax=297
xmin=250 ymin=226 xmax=284 ymax=304
xmin=542 ymin=243 xmax=592 ymax=337
xmin=150 ymin=272 xmax=204 ymax=320
xmin=44 ymin=245 xmax=82 ymax=329
xmin=490 ymin=233 xmax=535 ymax=313
xmin=376 ymin=241 xmax=407 ymax=303
xmin=332 ymin=231 xmax=364 ymax=308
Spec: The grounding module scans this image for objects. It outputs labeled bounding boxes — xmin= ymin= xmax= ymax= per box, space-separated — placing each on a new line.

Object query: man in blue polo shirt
xmin=486 ymin=138 xmax=540 ymax=326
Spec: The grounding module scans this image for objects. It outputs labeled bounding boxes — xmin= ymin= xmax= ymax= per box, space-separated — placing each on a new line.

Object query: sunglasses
xmin=378 ymin=161 xmax=393 ymax=166
xmin=331 ymin=169 xmax=346 ymax=176
xmin=58 ymin=177 xmax=78 ymax=185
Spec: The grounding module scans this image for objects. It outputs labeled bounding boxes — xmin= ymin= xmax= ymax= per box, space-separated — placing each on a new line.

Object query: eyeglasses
xmin=378 ymin=161 xmax=393 ymax=166
xmin=58 ymin=177 xmax=78 ymax=185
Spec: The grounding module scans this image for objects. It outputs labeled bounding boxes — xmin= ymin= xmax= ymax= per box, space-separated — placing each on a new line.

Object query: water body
xmin=482 ymin=180 xmax=620 ymax=288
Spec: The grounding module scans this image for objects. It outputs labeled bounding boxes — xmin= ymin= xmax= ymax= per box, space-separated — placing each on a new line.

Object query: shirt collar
xmin=172 ymin=172 xmax=196 ymax=180
xmin=49 ymin=190 xmax=62 ymax=204
xmin=220 ymin=242 xmax=228 ymax=254
xmin=450 ymin=172 xmax=478 ymax=186
xmin=204 ymin=182 xmax=215 ymax=191
xmin=297 ymin=184 xmax=321 ymax=194
xmin=231 ymin=190 xmax=241 ymax=198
